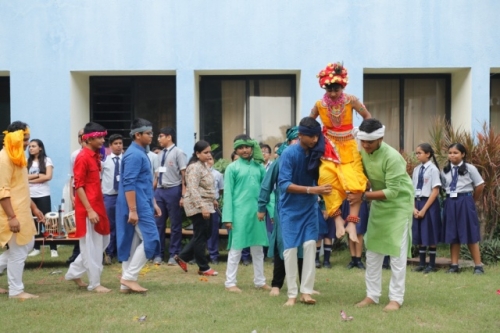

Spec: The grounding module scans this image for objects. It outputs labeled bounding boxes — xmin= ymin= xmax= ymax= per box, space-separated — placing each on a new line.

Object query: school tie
xmin=416 ymin=165 xmax=425 ymax=190
xmin=450 ymin=166 xmax=459 ymax=192
xmin=158 ymin=149 xmax=167 ymax=186
xmin=113 ymin=156 xmax=120 ymax=191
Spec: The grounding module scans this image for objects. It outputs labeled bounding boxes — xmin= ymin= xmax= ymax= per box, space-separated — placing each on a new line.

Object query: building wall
xmin=1 ymin=0 xmax=499 ymax=203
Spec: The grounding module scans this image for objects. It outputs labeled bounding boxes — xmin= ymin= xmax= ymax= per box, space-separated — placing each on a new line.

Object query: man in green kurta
xmin=223 ymin=134 xmax=270 ymax=293
xmin=348 ymin=119 xmax=413 ymax=312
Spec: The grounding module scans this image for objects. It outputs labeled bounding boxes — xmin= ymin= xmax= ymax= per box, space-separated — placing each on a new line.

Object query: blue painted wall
xmin=1 ymin=0 xmax=499 ymax=203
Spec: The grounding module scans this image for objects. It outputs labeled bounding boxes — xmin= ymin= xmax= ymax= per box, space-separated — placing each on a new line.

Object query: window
xmin=363 ymin=74 xmax=451 ymax=151
xmin=490 ymin=76 xmax=500 ymax=131
xmin=90 ymin=76 xmax=176 ymax=147
xmin=0 ymin=77 xmax=10 ymax=141
xmin=200 ymin=75 xmax=296 ymax=159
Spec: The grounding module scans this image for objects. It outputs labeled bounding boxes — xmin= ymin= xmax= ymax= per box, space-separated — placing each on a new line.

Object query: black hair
xmin=417 ymin=143 xmax=440 ymax=171
xmin=298 ymin=116 xmax=320 ymax=129
xmin=159 ymin=126 xmax=176 ymax=143
xmin=27 ymin=139 xmax=48 ymax=174
xmin=131 ymin=118 xmax=153 ymax=130
xmin=151 ymin=146 xmax=161 ymax=152
xmin=359 ymin=118 xmax=383 ymax=134
xmin=325 ymin=83 xmax=343 ymax=90
xmin=188 ymin=140 xmax=210 ymax=166
xmin=83 ymin=122 xmax=106 ymax=135
xmin=6 ymin=121 xmax=28 ymax=133
xmin=443 ymin=143 xmax=468 ymax=175
xmin=230 ymin=151 xmax=237 ymax=161
xmin=259 ymin=143 xmax=271 ymax=154
xmin=108 ymin=134 xmax=123 ymax=145
xmin=234 ymin=134 xmax=251 ymax=142
xmin=274 ymin=142 xmax=282 ymax=149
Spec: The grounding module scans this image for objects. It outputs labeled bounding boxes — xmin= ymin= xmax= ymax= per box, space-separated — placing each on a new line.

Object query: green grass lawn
xmin=0 ymin=246 xmax=498 ymax=333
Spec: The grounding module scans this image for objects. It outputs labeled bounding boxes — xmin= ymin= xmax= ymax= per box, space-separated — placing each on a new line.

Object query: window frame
xmin=363 ymin=73 xmax=451 ymax=150
xmin=199 ymin=74 xmax=297 ymax=140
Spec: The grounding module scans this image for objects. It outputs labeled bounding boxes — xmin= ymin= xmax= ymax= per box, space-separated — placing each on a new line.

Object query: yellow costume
xmin=316 ymin=95 xmax=367 ymax=216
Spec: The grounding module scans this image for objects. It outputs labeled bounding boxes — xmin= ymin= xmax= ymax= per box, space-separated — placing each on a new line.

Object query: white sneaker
xmin=28 ymin=249 xmax=40 ymax=257
xmin=51 ymin=250 xmax=59 ymax=258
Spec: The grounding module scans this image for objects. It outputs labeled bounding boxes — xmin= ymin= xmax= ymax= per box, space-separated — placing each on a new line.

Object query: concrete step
xmin=407 ymin=257 xmax=474 ymax=268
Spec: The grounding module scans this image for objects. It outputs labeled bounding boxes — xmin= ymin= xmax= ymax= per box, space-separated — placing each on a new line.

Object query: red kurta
xmin=73 ymin=147 xmax=110 ymax=238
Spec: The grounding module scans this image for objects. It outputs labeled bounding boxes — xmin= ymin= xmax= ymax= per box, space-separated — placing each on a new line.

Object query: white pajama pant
xmin=121 ymin=226 xmax=147 ymax=290
xmin=225 ymin=246 xmax=265 ymax=288
xmin=65 ymin=219 xmax=110 ymax=291
xmin=284 ymin=240 xmax=316 ymax=298
xmin=365 ymin=221 xmax=409 ymax=305
xmin=0 ymin=234 xmax=34 ymax=296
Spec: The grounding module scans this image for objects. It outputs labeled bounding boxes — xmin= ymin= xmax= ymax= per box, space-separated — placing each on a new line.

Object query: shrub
xmin=460 ymin=239 xmax=500 ymax=265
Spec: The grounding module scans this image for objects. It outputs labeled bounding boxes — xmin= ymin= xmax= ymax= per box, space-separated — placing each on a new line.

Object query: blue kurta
xmin=116 ymin=142 xmax=160 ymax=261
xmin=278 ymin=144 xmax=319 ymax=249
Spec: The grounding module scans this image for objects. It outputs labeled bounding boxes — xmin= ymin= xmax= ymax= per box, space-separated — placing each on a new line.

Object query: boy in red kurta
xmin=65 ymin=122 xmax=111 ymax=293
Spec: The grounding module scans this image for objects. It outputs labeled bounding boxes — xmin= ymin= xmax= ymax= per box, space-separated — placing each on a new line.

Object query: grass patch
xmin=0 ymin=246 xmax=499 ymax=332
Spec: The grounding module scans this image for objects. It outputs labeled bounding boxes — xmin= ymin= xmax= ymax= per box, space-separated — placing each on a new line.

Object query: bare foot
xmin=92 ymin=285 xmax=111 ymax=293
xmin=300 ymin=293 xmax=316 ymax=305
xmin=311 ymin=290 xmax=320 ymax=295
xmin=345 ymin=222 xmax=359 ymax=243
xmin=334 ymin=216 xmax=346 ymax=239
xmin=0 ymin=288 xmax=7 ymax=294
xmin=269 ymin=287 xmax=280 ymax=296
xmin=71 ymin=278 xmax=88 ymax=288
xmin=355 ymin=297 xmax=376 ymax=308
xmin=283 ymin=298 xmax=297 ymax=306
xmin=225 ymin=286 xmax=242 ymax=293
xmin=120 ymin=279 xmax=148 ymax=292
xmin=9 ymin=292 xmax=39 ymax=299
xmin=256 ymin=284 xmax=271 ymax=291
xmin=383 ymin=301 xmax=401 ymax=312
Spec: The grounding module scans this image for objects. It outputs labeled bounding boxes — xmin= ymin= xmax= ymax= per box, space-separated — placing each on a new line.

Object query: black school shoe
xmin=346 ymin=261 xmax=356 ymax=269
xmin=423 ymin=266 xmax=436 ymax=274
xmin=322 ymin=261 xmax=332 ymax=269
xmin=473 ymin=266 xmax=484 ymax=275
xmin=315 ymin=260 xmax=321 ymax=269
xmin=446 ymin=265 xmax=460 ymax=273
xmin=356 ymin=261 xmax=366 ymax=270
xmin=412 ymin=265 xmax=425 ymax=272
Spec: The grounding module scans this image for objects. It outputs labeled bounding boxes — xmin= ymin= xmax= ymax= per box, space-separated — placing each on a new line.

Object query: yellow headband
xmin=2 ymin=128 xmax=30 ymax=167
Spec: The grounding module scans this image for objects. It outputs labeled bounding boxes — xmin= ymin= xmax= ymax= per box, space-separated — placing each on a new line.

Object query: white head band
xmin=356 ymin=125 xmax=385 ymax=141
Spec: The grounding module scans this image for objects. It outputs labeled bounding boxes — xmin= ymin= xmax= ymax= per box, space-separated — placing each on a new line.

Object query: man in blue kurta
xmin=116 ymin=118 xmax=161 ymax=293
xmin=348 ymin=118 xmax=413 ymax=312
xmin=223 ymin=134 xmax=270 ymax=293
xmin=258 ymin=126 xmax=300 ymax=297
xmin=278 ymin=117 xmax=332 ymax=306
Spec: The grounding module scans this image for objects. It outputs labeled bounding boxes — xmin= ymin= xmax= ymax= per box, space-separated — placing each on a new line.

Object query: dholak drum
xmin=63 ymin=211 xmax=77 ymax=235
xmin=44 ymin=212 xmax=59 ymax=236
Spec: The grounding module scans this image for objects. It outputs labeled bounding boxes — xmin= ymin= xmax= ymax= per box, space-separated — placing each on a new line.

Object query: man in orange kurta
xmin=310 ymin=63 xmax=371 ymax=245
xmin=0 ymin=121 xmax=44 ymax=299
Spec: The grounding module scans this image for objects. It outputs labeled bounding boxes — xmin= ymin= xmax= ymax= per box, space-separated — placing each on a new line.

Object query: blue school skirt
xmin=341 ymin=199 xmax=369 ymax=235
xmin=442 ymin=194 xmax=480 ymax=244
xmin=412 ymin=197 xmax=442 ymax=246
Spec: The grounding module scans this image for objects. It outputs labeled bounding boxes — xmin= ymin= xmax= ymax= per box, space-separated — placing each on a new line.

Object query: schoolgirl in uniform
xmin=441 ymin=143 xmax=485 ymax=274
xmin=411 ymin=143 xmax=442 ymax=274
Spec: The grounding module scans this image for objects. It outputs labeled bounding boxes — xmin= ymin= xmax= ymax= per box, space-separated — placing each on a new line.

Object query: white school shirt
xmin=210 ymin=168 xmax=224 ymax=200
xmin=101 ymin=153 xmax=122 ymax=195
xmin=411 ymin=161 xmax=441 ymax=197
xmin=440 ymin=162 xmax=484 ymax=194
xmin=28 ymin=157 xmax=54 ymax=198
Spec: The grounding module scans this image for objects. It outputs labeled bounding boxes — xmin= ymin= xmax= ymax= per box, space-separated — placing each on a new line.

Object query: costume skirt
xmin=442 ymin=195 xmax=480 ymax=244
xmin=412 ymin=198 xmax=442 ymax=246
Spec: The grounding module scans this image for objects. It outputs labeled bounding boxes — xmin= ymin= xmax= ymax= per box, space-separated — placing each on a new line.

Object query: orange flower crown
xmin=317 ymin=62 xmax=349 ymax=88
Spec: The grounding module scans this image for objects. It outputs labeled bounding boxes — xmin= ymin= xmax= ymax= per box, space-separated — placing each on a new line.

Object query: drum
xmin=63 ymin=211 xmax=77 ymax=235
xmin=44 ymin=212 xmax=59 ymax=236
